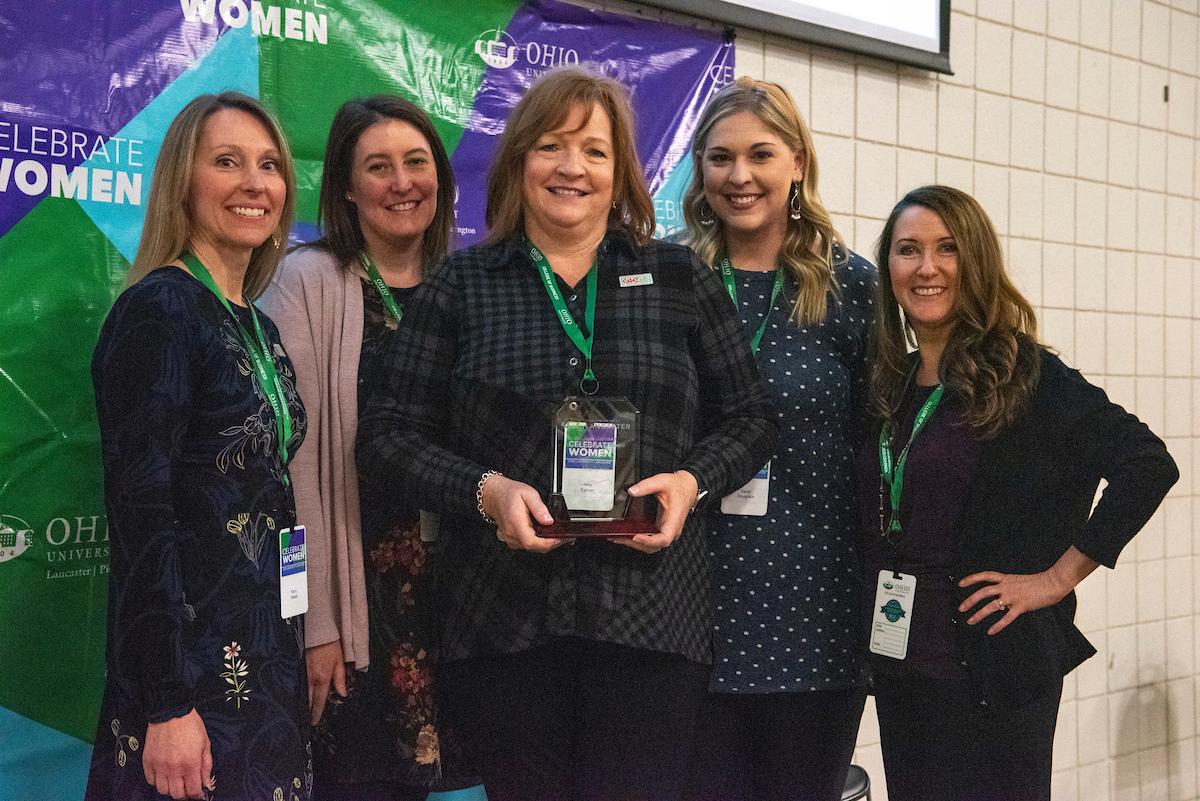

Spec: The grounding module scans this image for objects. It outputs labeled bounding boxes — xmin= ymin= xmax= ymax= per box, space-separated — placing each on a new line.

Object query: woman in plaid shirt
xmin=357 ymin=67 xmax=777 ymax=801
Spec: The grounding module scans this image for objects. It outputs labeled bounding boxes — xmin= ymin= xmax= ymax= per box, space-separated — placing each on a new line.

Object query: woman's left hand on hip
xmin=958 ymin=570 xmax=1070 ymax=636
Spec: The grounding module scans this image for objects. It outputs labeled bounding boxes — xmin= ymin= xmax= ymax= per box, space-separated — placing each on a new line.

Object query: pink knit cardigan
xmin=260 ymin=246 xmax=371 ymax=669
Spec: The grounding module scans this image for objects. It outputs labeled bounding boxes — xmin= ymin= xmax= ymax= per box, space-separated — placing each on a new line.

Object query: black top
xmin=311 ymin=279 xmax=458 ymax=789
xmin=357 ymin=231 xmax=779 ymax=664
xmin=859 ymin=348 xmax=1178 ymax=710
xmin=357 ymin=281 xmax=419 ymax=416
xmin=857 ymin=384 xmax=980 ymax=679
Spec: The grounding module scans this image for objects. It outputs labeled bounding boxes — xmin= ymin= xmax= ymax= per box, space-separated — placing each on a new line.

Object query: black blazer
xmin=946 ymin=350 xmax=1178 ymax=710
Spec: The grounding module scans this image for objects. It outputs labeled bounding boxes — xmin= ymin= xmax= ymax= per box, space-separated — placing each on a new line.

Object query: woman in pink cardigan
xmin=259 ymin=96 xmax=461 ymax=800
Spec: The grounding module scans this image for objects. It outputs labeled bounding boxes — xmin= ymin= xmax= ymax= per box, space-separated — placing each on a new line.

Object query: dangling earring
xmin=901 ymin=311 xmax=919 ymax=350
xmin=789 ymin=180 xmax=803 ymax=221
xmin=698 ymin=199 xmax=716 ymax=227
xmin=272 ymin=232 xmax=282 ymax=250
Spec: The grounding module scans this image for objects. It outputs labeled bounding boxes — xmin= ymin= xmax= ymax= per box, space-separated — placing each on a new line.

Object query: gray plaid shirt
xmin=358 ymin=231 xmax=778 ymax=663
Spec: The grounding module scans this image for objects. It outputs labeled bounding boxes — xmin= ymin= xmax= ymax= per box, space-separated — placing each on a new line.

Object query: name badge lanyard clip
xmin=182 ymin=252 xmax=294 ymax=486
xmin=718 ymin=256 xmax=783 ymax=357
xmin=877 ymin=384 xmax=944 ymax=568
xmin=530 ymin=240 xmax=599 ymax=395
xmin=359 ymin=250 xmax=404 ymax=326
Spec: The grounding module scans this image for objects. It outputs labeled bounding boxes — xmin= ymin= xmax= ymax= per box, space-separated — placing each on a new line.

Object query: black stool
xmin=842 ymin=764 xmax=871 ymax=801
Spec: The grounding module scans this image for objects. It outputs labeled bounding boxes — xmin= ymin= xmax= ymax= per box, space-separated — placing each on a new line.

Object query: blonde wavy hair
xmin=682 ymin=76 xmax=843 ymax=325
xmin=870 ymin=185 xmax=1042 ymax=438
xmin=129 ymin=92 xmax=296 ymax=300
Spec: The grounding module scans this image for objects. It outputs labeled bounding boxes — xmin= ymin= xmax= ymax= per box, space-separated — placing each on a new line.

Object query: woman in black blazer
xmin=858 ymin=185 xmax=1177 ymax=801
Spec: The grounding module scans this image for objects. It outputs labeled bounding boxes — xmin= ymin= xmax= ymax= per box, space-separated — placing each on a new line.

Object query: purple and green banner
xmin=0 ymin=1 xmax=731 ymax=798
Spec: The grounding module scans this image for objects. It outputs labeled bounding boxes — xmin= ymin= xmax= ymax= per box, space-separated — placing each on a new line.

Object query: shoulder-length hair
xmin=130 ymin=91 xmax=296 ymax=299
xmin=316 ymin=95 xmax=455 ymax=274
xmin=682 ymin=76 xmax=844 ymax=326
xmin=870 ymin=185 xmax=1042 ymax=437
xmin=484 ymin=66 xmax=654 ymax=246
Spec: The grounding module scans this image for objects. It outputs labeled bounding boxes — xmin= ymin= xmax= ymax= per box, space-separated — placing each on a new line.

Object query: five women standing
xmin=87 ymin=64 xmax=1178 ymax=801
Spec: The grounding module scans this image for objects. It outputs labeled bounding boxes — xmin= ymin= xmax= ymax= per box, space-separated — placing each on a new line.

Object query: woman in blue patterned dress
xmin=680 ymin=77 xmax=875 ymax=801
xmin=85 ymin=92 xmax=310 ymax=801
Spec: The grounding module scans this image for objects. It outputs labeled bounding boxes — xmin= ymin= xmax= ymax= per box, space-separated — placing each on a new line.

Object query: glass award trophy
xmin=535 ymin=396 xmax=657 ymax=537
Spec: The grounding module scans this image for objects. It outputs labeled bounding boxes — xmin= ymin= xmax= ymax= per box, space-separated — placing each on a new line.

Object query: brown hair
xmin=870 ymin=185 xmax=1042 ymax=437
xmin=682 ymin=76 xmax=844 ymax=325
xmin=130 ymin=91 xmax=296 ymax=299
xmin=315 ymin=95 xmax=455 ymax=273
xmin=484 ymin=67 xmax=654 ymax=246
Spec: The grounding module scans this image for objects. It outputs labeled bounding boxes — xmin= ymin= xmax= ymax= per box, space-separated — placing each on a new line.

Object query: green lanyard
xmin=718 ymin=256 xmax=783 ymax=356
xmin=358 ymin=251 xmax=403 ymax=325
xmin=528 ymin=239 xmax=599 ymax=394
xmin=878 ymin=384 xmax=944 ymax=539
xmin=182 ymin=252 xmax=294 ymax=485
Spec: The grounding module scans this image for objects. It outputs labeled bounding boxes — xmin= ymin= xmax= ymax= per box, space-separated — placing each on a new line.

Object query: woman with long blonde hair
xmin=680 ymin=77 xmax=876 ymax=801
xmin=86 ymin=92 xmax=310 ymax=800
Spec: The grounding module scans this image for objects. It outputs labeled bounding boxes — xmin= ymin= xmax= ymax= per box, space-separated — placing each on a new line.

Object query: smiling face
xmin=349 ymin=119 xmax=438 ymax=252
xmin=701 ymin=109 xmax=804 ymax=249
xmin=520 ymin=101 xmax=614 ymax=246
xmin=888 ymin=204 xmax=961 ymax=342
xmin=188 ymin=107 xmax=286 ymax=260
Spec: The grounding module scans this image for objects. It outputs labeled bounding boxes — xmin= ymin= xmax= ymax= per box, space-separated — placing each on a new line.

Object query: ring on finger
xmin=995 ymin=598 xmax=1007 ymax=611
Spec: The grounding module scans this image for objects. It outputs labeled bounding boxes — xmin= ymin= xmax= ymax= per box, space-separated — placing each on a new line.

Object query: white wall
xmin=612 ymin=0 xmax=1200 ymax=797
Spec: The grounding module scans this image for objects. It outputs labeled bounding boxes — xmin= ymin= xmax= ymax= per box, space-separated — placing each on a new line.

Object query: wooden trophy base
xmin=534 ymin=494 xmax=658 ymax=538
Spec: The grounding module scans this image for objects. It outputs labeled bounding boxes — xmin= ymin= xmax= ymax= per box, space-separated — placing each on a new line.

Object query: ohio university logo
xmin=0 ymin=514 xmax=33 ymax=563
xmin=474 ymin=29 xmax=520 ymax=69
xmin=472 ymin=28 xmax=579 ymax=71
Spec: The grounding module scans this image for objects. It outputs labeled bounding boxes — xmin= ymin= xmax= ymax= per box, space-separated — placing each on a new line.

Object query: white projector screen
xmin=647 ymin=0 xmax=952 ymax=74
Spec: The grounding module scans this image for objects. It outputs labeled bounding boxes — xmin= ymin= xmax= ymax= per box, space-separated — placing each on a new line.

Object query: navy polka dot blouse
xmin=709 ymin=247 xmax=877 ymax=693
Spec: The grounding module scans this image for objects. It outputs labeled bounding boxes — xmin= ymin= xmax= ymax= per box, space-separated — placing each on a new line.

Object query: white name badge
xmin=560 ymin=421 xmax=617 ymax=511
xmin=869 ymin=570 xmax=915 ymax=660
xmin=618 ymin=272 xmax=653 ymax=287
xmin=720 ymin=461 xmax=771 ymax=516
xmin=279 ymin=525 xmax=308 ymax=619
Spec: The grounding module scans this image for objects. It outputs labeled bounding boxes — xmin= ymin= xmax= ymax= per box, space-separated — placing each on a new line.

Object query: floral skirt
xmin=311 ymin=516 xmax=462 ymax=789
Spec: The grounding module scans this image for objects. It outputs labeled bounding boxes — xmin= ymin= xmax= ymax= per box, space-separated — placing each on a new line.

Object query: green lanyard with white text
xmin=182 ymin=252 xmax=294 ymax=484
xmin=718 ymin=256 xmax=783 ymax=356
xmin=878 ymin=384 xmax=945 ymax=541
xmin=359 ymin=251 xmax=404 ymax=325
xmin=528 ymin=239 xmax=599 ymax=394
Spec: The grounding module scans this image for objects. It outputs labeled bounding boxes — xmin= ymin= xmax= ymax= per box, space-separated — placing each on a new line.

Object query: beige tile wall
xmin=725 ymin=1 xmax=1200 ymax=798
xmin=605 ymin=0 xmax=1199 ymax=797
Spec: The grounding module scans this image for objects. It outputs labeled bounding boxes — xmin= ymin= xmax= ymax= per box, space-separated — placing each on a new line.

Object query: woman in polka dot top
xmin=678 ymin=76 xmax=877 ymax=801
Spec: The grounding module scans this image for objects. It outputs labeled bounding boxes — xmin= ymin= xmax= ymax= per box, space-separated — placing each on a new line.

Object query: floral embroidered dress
xmin=85 ymin=267 xmax=311 ymax=801
xmin=311 ymin=281 xmax=458 ymax=794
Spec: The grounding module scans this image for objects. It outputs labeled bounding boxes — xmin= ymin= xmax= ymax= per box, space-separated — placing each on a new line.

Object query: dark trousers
xmin=439 ymin=637 xmax=709 ymax=801
xmin=681 ymin=687 xmax=866 ymax=801
xmin=873 ymin=674 xmax=1062 ymax=801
